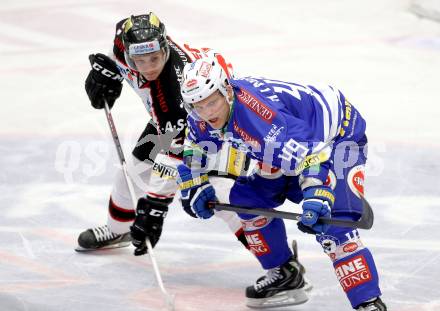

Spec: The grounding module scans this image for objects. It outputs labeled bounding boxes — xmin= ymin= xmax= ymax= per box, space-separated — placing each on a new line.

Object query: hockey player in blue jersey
xmin=175 ymin=57 xmax=387 ymax=311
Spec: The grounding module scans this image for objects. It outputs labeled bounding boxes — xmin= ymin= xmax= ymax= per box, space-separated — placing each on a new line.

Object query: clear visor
xmin=183 ymin=101 xmax=203 ymax=121
xmin=183 ymin=91 xmax=226 ymax=121
xmin=124 ymin=48 xmax=166 ymax=73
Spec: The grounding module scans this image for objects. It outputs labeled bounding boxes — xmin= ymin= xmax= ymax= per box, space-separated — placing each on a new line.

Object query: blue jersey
xmin=185 ymin=77 xmax=366 ymax=176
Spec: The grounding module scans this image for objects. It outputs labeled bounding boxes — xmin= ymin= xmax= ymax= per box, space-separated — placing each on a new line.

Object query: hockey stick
xmin=103 ymin=101 xmax=175 ymax=311
xmin=208 ymin=196 xmax=374 ymax=230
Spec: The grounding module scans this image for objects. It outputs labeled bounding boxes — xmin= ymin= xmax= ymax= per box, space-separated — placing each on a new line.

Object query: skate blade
xmin=246 ymin=288 xmax=309 ymax=309
xmin=303 ymin=276 xmax=313 ymax=292
xmin=74 ymin=241 xmax=131 ymax=252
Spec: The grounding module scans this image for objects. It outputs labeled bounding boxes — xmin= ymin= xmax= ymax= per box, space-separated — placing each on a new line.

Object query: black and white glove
xmin=130 ymin=196 xmax=170 ymax=256
xmin=85 ymin=53 xmax=123 ymax=109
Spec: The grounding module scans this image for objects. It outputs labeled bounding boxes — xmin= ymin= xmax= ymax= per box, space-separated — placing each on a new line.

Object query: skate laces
xmin=357 ymin=298 xmax=385 ymax=311
xmin=254 ymin=267 xmax=282 ymax=291
xmin=92 ymin=225 xmax=119 ymax=242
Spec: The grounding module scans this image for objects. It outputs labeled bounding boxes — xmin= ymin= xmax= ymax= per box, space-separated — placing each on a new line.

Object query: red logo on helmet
xmin=199 ymin=61 xmax=212 ymax=78
xmin=186 ymin=79 xmax=198 ymax=88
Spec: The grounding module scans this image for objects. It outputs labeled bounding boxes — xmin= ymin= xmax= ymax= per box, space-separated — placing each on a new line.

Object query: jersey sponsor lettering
xmin=264 ymin=124 xmax=284 ymax=143
xmin=233 ymin=121 xmax=261 ymax=150
xmin=168 ymin=39 xmax=189 ymax=64
xmin=163 ymin=119 xmax=185 ymax=132
xmin=183 ymin=44 xmax=211 ymax=60
xmin=173 ymin=65 xmax=183 ymax=84
xmin=339 ymin=99 xmax=352 ymax=137
xmin=245 ymin=231 xmax=271 ymax=256
xmin=237 ymin=88 xmax=275 ymax=123
xmin=334 ymin=255 xmax=372 ymax=292
xmin=152 ymin=162 xmax=178 ymax=179
xmin=155 ymin=79 xmax=169 ymax=112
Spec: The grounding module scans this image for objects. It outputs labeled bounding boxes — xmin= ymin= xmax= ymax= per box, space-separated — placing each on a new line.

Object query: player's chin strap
xmin=103 ymin=100 xmax=175 ymax=311
xmin=208 ymin=195 xmax=374 ymax=230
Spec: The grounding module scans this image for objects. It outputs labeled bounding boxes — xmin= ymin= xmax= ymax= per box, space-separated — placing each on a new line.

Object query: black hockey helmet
xmin=121 ymin=12 xmax=169 ymax=69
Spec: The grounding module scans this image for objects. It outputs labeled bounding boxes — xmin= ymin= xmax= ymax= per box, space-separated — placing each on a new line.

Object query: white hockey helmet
xmin=180 ymin=56 xmax=230 ymax=119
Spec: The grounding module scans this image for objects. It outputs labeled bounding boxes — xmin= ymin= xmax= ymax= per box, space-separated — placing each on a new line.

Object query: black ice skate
xmin=75 ymin=225 xmax=132 ymax=252
xmin=246 ymin=256 xmax=309 ymax=309
xmin=356 ymin=297 xmax=387 ymax=311
xmin=291 ymin=239 xmax=313 ymax=292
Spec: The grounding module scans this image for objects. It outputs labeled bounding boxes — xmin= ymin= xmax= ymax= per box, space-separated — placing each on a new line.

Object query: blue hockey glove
xmin=177 ymin=164 xmax=216 ymax=219
xmin=298 ymin=185 xmax=334 ymax=234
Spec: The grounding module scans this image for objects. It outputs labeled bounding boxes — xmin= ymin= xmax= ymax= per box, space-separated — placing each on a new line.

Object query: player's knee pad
xmin=239 ymin=214 xmax=292 ymax=269
xmin=316 ymin=226 xmax=382 ymax=308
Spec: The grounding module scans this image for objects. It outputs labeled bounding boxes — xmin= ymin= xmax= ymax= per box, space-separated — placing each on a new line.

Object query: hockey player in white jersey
xmin=78 ymin=12 xmax=255 ymax=255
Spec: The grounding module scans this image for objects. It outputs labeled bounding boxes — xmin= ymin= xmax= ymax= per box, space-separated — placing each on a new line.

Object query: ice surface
xmin=1 ymin=0 xmax=440 ymax=310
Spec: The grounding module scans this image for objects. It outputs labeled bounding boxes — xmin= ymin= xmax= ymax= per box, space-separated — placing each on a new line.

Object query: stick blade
xmin=358 ymin=196 xmax=374 ymax=229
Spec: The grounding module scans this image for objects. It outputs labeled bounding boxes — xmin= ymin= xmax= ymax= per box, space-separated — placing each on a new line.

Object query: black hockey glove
xmin=130 ymin=196 xmax=170 ymax=256
xmin=85 ymin=53 xmax=123 ymax=109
